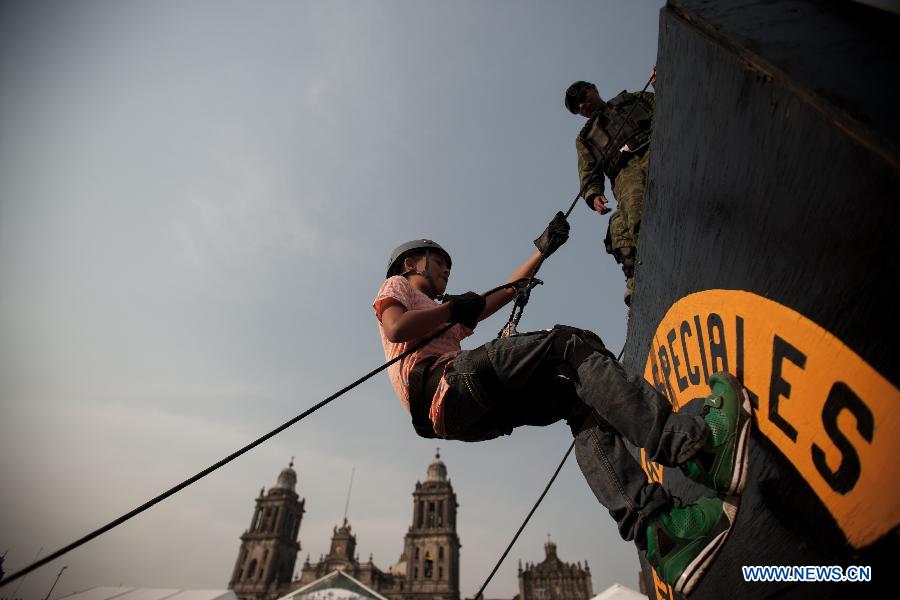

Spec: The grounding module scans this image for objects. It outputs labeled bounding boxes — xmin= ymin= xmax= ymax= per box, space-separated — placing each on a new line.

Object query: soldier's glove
xmin=534 ymin=211 xmax=570 ymax=257
xmin=443 ymin=291 xmax=486 ymax=329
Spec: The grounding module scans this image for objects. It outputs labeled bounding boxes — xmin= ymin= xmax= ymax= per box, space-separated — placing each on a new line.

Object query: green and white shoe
xmin=681 ymin=372 xmax=752 ymax=495
xmin=645 ymin=495 xmax=739 ymax=596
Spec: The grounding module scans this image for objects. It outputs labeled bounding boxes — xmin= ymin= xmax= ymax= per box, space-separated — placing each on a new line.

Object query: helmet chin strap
xmin=401 ymin=250 xmax=443 ymax=300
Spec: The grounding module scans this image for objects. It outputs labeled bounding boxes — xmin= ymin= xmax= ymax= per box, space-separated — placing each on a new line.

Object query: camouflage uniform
xmin=576 ymin=90 xmax=654 ymax=304
xmin=610 ymin=148 xmax=651 ymax=243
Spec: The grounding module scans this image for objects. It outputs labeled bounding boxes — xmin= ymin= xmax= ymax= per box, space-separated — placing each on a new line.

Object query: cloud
xmin=172 ymin=157 xmax=325 ymax=270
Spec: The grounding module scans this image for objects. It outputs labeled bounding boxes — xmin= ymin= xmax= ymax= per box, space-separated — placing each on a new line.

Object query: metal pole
xmin=9 ymin=546 xmax=43 ymax=599
xmin=41 ymin=566 xmax=66 ymax=600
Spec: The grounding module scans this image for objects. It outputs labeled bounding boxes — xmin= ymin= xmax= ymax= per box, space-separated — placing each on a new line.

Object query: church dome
xmin=274 ymin=458 xmax=297 ymax=491
xmin=426 ymin=449 xmax=447 ymax=482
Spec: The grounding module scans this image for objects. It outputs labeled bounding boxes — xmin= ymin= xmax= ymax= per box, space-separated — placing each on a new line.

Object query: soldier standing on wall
xmin=565 ymin=66 xmax=656 ymax=306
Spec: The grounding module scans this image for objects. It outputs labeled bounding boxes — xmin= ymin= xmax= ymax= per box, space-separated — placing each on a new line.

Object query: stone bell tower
xmin=229 ymin=459 xmax=306 ymax=600
xmin=402 ymin=450 xmax=460 ymax=600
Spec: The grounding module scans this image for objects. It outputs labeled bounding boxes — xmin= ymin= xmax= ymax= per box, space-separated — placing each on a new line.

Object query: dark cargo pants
xmin=441 ymin=325 xmax=708 ymax=542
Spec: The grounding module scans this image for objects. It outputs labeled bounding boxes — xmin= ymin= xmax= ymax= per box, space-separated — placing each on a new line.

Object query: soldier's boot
xmin=680 ymin=372 xmax=753 ymax=495
xmin=620 ymin=247 xmax=636 ymax=307
xmin=645 ymin=495 xmax=739 ymax=596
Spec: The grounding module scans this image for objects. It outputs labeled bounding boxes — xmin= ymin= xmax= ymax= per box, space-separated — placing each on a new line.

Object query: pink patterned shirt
xmin=373 ymin=276 xmax=473 ymax=438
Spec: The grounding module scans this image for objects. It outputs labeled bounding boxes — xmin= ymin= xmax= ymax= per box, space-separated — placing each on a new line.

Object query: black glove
xmin=534 ymin=211 xmax=570 ymax=257
xmin=443 ymin=291 xmax=486 ymax=328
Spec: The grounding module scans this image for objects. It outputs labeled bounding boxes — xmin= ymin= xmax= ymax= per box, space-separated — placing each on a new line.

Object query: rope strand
xmin=0 ymin=283 xmax=523 ymax=588
xmin=564 ymin=75 xmax=655 ymax=219
xmin=1 ymin=74 xmax=651 ymax=589
xmin=471 ymin=345 xmax=625 ymax=598
xmin=499 ymin=74 xmax=654 ymax=337
xmin=474 ymin=439 xmax=576 ymax=600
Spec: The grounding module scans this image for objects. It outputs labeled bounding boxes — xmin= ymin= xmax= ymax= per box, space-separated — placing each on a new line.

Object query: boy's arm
xmin=379 ymin=300 xmax=452 ymax=343
xmin=479 ymin=212 xmax=569 ymax=321
xmin=380 ymin=213 xmax=567 ymax=337
xmin=478 ymin=249 xmax=543 ymax=321
xmin=383 ymin=250 xmax=539 ymax=336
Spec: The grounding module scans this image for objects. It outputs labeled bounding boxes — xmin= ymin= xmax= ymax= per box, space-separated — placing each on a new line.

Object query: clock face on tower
xmin=336 ymin=545 xmax=344 ymax=555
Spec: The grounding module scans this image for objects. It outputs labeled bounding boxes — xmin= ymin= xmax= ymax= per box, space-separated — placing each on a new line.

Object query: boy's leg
xmin=574 ymin=344 xmax=708 ymax=467
xmin=572 ymin=345 xmax=752 ymax=495
xmin=575 ymin=403 xmax=741 ymax=596
xmin=443 ymin=336 xmax=674 ymax=542
xmin=465 ymin=330 xmax=746 ymax=595
xmin=575 ymin=415 xmax=741 ymax=597
xmin=442 ymin=341 xmax=585 ymax=440
xmin=482 ymin=327 xmax=708 ymax=467
xmin=574 ymin=414 xmax=672 ymax=543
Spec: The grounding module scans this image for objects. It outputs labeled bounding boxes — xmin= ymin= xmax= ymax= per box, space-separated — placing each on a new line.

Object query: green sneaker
xmin=681 ymin=372 xmax=752 ymax=495
xmin=645 ymin=495 xmax=739 ymax=595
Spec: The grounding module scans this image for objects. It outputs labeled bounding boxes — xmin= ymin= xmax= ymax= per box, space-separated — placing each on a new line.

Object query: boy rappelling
xmin=372 ymin=218 xmax=752 ymax=595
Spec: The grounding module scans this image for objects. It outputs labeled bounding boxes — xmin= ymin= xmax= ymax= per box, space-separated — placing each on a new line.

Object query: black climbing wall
xmin=622 ymin=1 xmax=900 ymax=598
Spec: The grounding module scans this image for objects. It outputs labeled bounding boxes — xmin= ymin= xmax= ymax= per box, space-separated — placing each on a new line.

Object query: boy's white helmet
xmin=386 ymin=239 xmax=452 ymax=278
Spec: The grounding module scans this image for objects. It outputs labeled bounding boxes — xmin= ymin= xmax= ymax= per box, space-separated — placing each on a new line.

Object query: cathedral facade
xmin=229 ymin=452 xmax=460 ymax=600
xmin=228 ymin=453 xmax=593 ymax=600
xmin=518 ymin=540 xmax=593 ymax=600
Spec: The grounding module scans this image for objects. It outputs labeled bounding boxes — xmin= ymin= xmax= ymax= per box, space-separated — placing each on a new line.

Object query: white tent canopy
xmin=55 ymin=587 xmax=237 ymax=600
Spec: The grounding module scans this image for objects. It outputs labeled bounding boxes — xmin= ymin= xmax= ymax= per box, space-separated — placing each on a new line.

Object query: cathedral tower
xmin=321 ymin=518 xmax=359 ymax=571
xmin=230 ymin=460 xmax=306 ymax=600
xmin=402 ymin=450 xmax=460 ymax=600
xmin=518 ymin=538 xmax=593 ymax=600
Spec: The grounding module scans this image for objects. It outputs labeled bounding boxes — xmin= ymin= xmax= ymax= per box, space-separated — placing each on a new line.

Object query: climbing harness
xmin=408 ymin=355 xmax=442 ymax=439
xmin=498 ymin=277 xmax=543 ymax=338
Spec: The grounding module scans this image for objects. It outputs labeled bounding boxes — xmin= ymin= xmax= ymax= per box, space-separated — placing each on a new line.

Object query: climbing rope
xmin=0 ymin=280 xmax=529 ymax=588
xmin=472 ymin=345 xmax=627 ymax=597
xmin=565 ymin=74 xmax=655 ymax=219
xmin=1 ymin=75 xmax=653 ymax=589
xmin=474 ymin=439 xmax=576 ymax=600
xmin=497 ymin=74 xmax=654 ymax=337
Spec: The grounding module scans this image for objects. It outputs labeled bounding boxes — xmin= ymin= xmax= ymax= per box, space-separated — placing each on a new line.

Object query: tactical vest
xmin=579 ymin=90 xmax=653 ymax=180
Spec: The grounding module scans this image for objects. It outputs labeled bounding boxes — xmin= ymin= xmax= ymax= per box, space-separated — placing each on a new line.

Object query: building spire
xmin=544 ymin=533 xmax=558 ymax=559
xmin=343 ymin=467 xmax=355 ymax=523
xmin=289 ymin=455 xmax=294 ymax=468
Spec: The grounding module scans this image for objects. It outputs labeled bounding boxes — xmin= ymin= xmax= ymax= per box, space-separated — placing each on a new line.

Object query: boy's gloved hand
xmin=534 ymin=211 xmax=570 ymax=257
xmin=443 ymin=291 xmax=486 ymax=328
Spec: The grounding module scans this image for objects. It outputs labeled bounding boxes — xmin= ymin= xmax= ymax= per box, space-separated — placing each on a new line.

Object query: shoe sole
xmin=726 ymin=387 xmax=753 ymax=495
xmin=674 ymin=496 xmax=740 ymax=596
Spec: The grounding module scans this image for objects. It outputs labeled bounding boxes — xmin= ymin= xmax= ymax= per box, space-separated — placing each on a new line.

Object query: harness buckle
xmin=500 ymin=322 xmax=518 ymax=338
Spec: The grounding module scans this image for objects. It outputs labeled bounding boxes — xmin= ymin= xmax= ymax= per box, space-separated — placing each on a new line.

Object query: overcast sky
xmin=0 ymin=1 xmax=662 ymax=598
